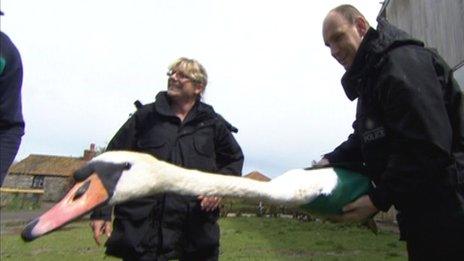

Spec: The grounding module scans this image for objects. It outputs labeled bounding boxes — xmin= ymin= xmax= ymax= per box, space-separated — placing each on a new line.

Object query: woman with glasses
xmin=89 ymin=57 xmax=244 ymax=261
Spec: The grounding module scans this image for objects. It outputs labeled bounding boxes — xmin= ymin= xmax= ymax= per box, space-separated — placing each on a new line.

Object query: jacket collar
xmin=341 ymin=28 xmax=378 ymax=101
xmin=152 ymin=91 xmax=239 ymax=132
xmin=153 ymin=91 xmax=216 ymax=124
xmin=341 ymin=19 xmax=424 ymax=101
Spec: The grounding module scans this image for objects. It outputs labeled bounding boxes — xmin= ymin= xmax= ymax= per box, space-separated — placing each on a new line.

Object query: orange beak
xmin=21 ymin=173 xmax=109 ymax=241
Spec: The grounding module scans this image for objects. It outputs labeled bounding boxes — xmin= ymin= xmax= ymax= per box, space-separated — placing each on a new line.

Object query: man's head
xmin=322 ymin=5 xmax=370 ymax=70
xmin=166 ymin=57 xmax=208 ymax=102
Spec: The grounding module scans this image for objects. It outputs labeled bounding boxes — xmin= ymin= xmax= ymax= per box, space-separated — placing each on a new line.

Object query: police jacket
xmin=324 ymin=19 xmax=464 ymax=221
xmin=93 ymin=91 xmax=244 ymax=257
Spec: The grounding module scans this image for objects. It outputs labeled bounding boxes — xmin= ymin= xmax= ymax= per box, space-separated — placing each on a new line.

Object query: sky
xmin=0 ymin=0 xmax=382 ymax=178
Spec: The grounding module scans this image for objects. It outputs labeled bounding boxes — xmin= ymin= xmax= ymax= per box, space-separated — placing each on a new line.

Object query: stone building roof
xmin=244 ymin=171 xmax=271 ymax=182
xmin=8 ymin=154 xmax=88 ymax=177
xmin=8 ymin=144 xmax=97 ymax=177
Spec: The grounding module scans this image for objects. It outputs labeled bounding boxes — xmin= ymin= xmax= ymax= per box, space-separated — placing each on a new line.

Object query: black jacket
xmin=93 ymin=91 xmax=243 ymax=257
xmin=0 ymin=31 xmax=24 ymax=131
xmin=325 ymin=19 xmax=464 ymax=236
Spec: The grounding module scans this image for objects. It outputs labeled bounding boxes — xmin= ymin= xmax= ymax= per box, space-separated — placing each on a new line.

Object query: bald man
xmin=317 ymin=4 xmax=464 ymax=260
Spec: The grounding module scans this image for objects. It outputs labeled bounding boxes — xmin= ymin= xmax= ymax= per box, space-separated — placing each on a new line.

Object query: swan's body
xmin=22 ymin=151 xmax=372 ymax=241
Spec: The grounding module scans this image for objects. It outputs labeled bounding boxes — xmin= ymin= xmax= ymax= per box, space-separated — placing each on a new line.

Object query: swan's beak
xmin=21 ymin=173 xmax=109 ymax=241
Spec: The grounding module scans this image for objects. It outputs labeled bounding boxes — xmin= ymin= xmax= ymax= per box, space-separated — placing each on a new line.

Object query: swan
xmin=21 ymin=151 xmax=372 ymax=242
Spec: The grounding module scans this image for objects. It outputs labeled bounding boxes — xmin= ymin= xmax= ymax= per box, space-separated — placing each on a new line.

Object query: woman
xmin=90 ymin=57 xmax=244 ymax=261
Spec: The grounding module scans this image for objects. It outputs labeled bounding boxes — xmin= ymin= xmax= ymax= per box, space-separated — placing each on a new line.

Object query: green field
xmin=1 ymin=217 xmax=406 ymax=260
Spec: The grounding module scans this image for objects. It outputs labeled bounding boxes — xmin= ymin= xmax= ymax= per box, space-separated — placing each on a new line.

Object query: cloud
xmin=3 ymin=0 xmax=382 ymax=177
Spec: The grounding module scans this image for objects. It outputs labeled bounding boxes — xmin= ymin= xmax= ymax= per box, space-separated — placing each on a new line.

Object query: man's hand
xmin=198 ymin=196 xmax=222 ymax=212
xmin=89 ymin=220 xmax=112 ymax=246
xmin=311 ymin=157 xmax=330 ymax=168
xmin=330 ymin=195 xmax=378 ymax=223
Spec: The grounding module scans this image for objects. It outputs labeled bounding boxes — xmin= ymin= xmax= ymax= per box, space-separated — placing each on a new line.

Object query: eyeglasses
xmin=167 ymin=70 xmax=194 ymax=82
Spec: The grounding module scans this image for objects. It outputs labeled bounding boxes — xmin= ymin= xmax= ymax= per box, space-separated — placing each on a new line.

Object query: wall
xmin=43 ymin=176 xmax=72 ymax=202
xmin=386 ymin=0 xmax=464 ymax=68
xmin=3 ymin=174 xmax=33 ymax=188
xmin=3 ymin=174 xmax=72 ymax=202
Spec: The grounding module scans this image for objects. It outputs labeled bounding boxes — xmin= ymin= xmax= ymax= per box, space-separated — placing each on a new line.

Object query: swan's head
xmin=21 ymin=151 xmax=159 ymax=242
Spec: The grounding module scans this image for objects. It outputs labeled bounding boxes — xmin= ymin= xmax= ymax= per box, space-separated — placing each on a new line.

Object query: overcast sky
xmin=1 ymin=0 xmax=382 ymax=178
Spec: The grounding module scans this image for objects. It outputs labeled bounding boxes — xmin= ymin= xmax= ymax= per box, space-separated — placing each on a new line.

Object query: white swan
xmin=21 ymin=151 xmax=372 ymax=241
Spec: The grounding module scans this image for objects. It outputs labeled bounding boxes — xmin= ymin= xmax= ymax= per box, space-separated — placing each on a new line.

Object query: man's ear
xmin=194 ymin=84 xmax=205 ymax=95
xmin=355 ymin=17 xmax=369 ymax=37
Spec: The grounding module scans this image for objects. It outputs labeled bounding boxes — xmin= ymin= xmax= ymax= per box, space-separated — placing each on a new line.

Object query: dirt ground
xmin=0 ymin=202 xmax=92 ymax=235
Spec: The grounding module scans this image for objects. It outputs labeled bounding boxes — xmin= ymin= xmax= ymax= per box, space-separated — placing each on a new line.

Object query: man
xmin=90 ymin=57 xmax=244 ymax=260
xmin=320 ymin=4 xmax=464 ymax=260
xmin=0 ymin=10 xmax=25 ymax=186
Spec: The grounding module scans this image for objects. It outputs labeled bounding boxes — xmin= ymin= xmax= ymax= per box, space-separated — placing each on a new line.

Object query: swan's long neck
xmin=151 ymin=162 xmax=283 ymax=203
xmin=110 ymin=156 xmax=334 ymax=206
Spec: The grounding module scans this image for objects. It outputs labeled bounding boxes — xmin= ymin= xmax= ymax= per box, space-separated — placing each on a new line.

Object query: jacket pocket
xmin=193 ymin=134 xmax=215 ymax=157
xmin=106 ymin=213 xmax=153 ymax=253
xmin=136 ymin=138 xmax=167 ymax=159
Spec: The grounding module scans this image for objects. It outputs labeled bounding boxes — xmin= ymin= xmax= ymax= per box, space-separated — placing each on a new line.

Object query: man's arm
xmin=319 ymin=119 xmax=363 ymax=169
xmin=326 ymin=134 xmax=361 ymax=160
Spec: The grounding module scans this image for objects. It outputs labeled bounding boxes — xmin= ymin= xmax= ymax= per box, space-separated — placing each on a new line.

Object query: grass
xmin=1 ymin=194 xmax=41 ymax=211
xmin=219 ymin=218 xmax=406 ymax=260
xmin=0 ymin=217 xmax=406 ymax=260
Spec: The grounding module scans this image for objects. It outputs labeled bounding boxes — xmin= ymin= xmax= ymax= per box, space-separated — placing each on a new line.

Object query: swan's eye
xmin=73 ymin=180 xmax=91 ymax=200
xmin=123 ymin=162 xmax=132 ymax=170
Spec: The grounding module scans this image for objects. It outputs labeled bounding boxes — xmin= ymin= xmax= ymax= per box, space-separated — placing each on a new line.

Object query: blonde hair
xmin=168 ymin=57 xmax=208 ymax=87
xmin=331 ymin=4 xmax=370 ymax=27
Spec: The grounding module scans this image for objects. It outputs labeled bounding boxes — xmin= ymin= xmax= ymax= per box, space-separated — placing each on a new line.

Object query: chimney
xmin=83 ymin=143 xmax=97 ymax=161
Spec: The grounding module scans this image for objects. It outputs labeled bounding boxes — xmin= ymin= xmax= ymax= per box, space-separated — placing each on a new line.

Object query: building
xmin=244 ymin=171 xmax=271 ymax=182
xmin=3 ymin=144 xmax=97 ymax=202
xmin=381 ymin=0 xmax=464 ymax=87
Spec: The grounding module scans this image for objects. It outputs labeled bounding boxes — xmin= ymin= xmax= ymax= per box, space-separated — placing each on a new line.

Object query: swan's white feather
xmin=268 ymin=168 xmax=338 ymax=205
xmin=94 ymin=151 xmax=339 ymax=206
